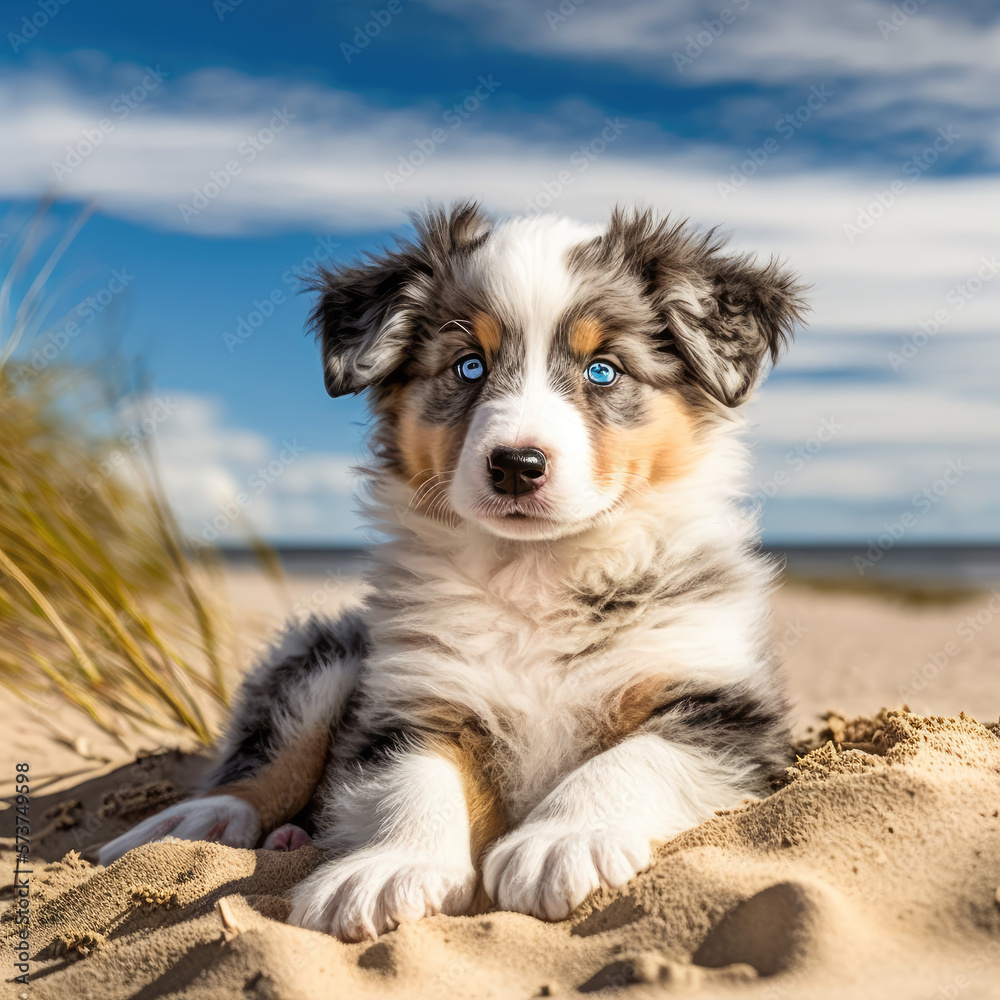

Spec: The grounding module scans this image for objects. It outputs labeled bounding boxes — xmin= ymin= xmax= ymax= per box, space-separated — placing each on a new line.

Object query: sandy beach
xmin=3 ymin=565 xmax=999 ymax=998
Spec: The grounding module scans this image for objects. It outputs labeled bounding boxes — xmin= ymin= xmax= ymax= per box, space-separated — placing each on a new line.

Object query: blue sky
xmin=1 ymin=0 xmax=998 ymax=545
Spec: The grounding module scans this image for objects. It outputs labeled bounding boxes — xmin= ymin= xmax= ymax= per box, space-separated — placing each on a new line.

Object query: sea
xmin=218 ymin=545 xmax=1000 ymax=590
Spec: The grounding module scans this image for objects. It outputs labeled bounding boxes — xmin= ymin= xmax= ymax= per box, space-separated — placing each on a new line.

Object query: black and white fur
xmin=99 ymin=204 xmax=805 ymax=942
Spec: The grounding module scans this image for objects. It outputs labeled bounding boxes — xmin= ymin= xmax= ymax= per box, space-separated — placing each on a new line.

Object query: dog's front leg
xmin=483 ymin=733 xmax=753 ymax=921
xmin=288 ymin=743 xmax=479 ymax=941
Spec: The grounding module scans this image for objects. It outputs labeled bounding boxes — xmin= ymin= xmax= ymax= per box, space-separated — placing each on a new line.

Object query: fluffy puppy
xmin=99 ymin=203 xmax=806 ymax=942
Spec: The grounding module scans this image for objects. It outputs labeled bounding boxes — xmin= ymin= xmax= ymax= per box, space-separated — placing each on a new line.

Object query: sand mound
xmin=3 ymin=710 xmax=1000 ymax=999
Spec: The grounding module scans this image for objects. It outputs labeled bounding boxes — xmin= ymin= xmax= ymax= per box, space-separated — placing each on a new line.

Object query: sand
xmin=3 ymin=568 xmax=1000 ymax=999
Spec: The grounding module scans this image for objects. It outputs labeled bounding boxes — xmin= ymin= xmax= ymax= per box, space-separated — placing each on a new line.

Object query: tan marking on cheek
xmin=593 ymin=393 xmax=702 ymax=492
xmin=395 ymin=389 xmax=464 ymax=498
xmin=568 ymin=316 xmax=606 ymax=357
xmin=209 ymin=722 xmax=329 ymax=833
xmin=472 ymin=311 xmax=502 ymax=363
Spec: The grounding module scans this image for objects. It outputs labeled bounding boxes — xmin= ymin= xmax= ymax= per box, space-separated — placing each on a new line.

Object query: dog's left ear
xmin=306 ymin=201 xmax=492 ymax=397
xmin=659 ymin=251 xmax=808 ymax=407
xmin=600 ymin=209 xmax=808 ymax=407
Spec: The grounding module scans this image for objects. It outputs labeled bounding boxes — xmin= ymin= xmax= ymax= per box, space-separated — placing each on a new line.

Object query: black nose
xmin=488 ymin=447 xmax=547 ymax=496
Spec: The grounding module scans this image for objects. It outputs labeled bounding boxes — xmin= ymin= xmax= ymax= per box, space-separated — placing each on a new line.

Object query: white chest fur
xmin=357 ymin=511 xmax=772 ymax=818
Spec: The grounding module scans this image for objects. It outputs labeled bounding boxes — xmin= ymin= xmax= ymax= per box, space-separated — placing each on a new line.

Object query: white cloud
xmin=2 ymin=61 xmax=999 ymax=337
xmin=746 ymin=326 xmax=1000 ymax=538
xmin=116 ymin=391 xmax=362 ymax=543
xmin=752 ymin=383 xmax=1000 ymax=446
xmin=421 ymin=1 xmax=1000 ymax=169
xmin=421 ymin=0 xmax=1000 ymax=109
xmin=279 ymin=454 xmax=357 ymax=496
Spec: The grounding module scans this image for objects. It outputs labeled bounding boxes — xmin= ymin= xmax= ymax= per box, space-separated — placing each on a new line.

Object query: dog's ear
xmin=306 ymin=251 xmax=425 ymax=398
xmin=653 ymin=252 xmax=807 ymax=407
xmin=605 ymin=208 xmax=808 ymax=407
xmin=306 ymin=201 xmax=492 ymax=397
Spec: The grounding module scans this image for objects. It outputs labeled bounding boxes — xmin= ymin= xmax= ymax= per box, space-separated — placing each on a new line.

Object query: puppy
xmin=99 ymin=203 xmax=806 ymax=942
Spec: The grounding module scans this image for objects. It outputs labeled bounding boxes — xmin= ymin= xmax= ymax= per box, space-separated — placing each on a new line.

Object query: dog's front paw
xmin=97 ymin=795 xmax=261 ymax=866
xmin=288 ymin=847 xmax=475 ymax=942
xmin=482 ymin=820 xmax=651 ymax=921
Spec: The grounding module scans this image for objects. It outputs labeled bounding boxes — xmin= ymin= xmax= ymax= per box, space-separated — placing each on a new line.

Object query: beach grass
xmin=0 ymin=203 xmax=230 ymax=744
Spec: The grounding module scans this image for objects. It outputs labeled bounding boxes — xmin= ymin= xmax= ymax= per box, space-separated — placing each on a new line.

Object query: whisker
xmin=408 ymin=473 xmax=453 ymax=512
xmin=405 ymin=467 xmax=438 ymax=488
xmin=414 ymin=475 xmax=460 ymax=525
xmin=436 ymin=319 xmax=473 ymax=337
xmin=407 ymin=472 xmax=455 ymax=513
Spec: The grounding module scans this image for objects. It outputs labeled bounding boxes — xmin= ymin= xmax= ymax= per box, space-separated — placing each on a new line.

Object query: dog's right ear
xmin=306 ymin=202 xmax=492 ymax=397
xmin=305 ymin=250 xmax=429 ymax=398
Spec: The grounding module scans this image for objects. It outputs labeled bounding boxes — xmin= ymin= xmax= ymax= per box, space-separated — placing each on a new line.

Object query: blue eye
xmin=585 ymin=360 xmax=619 ymax=385
xmin=456 ymin=355 xmax=486 ymax=383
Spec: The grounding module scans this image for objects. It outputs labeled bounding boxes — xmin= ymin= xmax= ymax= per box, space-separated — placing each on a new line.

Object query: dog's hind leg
xmin=97 ymin=613 xmax=367 ymax=866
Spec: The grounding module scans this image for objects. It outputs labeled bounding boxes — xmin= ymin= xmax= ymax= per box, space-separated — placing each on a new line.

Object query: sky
xmin=1 ymin=0 xmax=998 ymax=546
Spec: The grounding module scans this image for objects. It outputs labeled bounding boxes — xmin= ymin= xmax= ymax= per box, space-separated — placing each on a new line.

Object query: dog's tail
xmin=97 ymin=613 xmax=367 ymax=866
